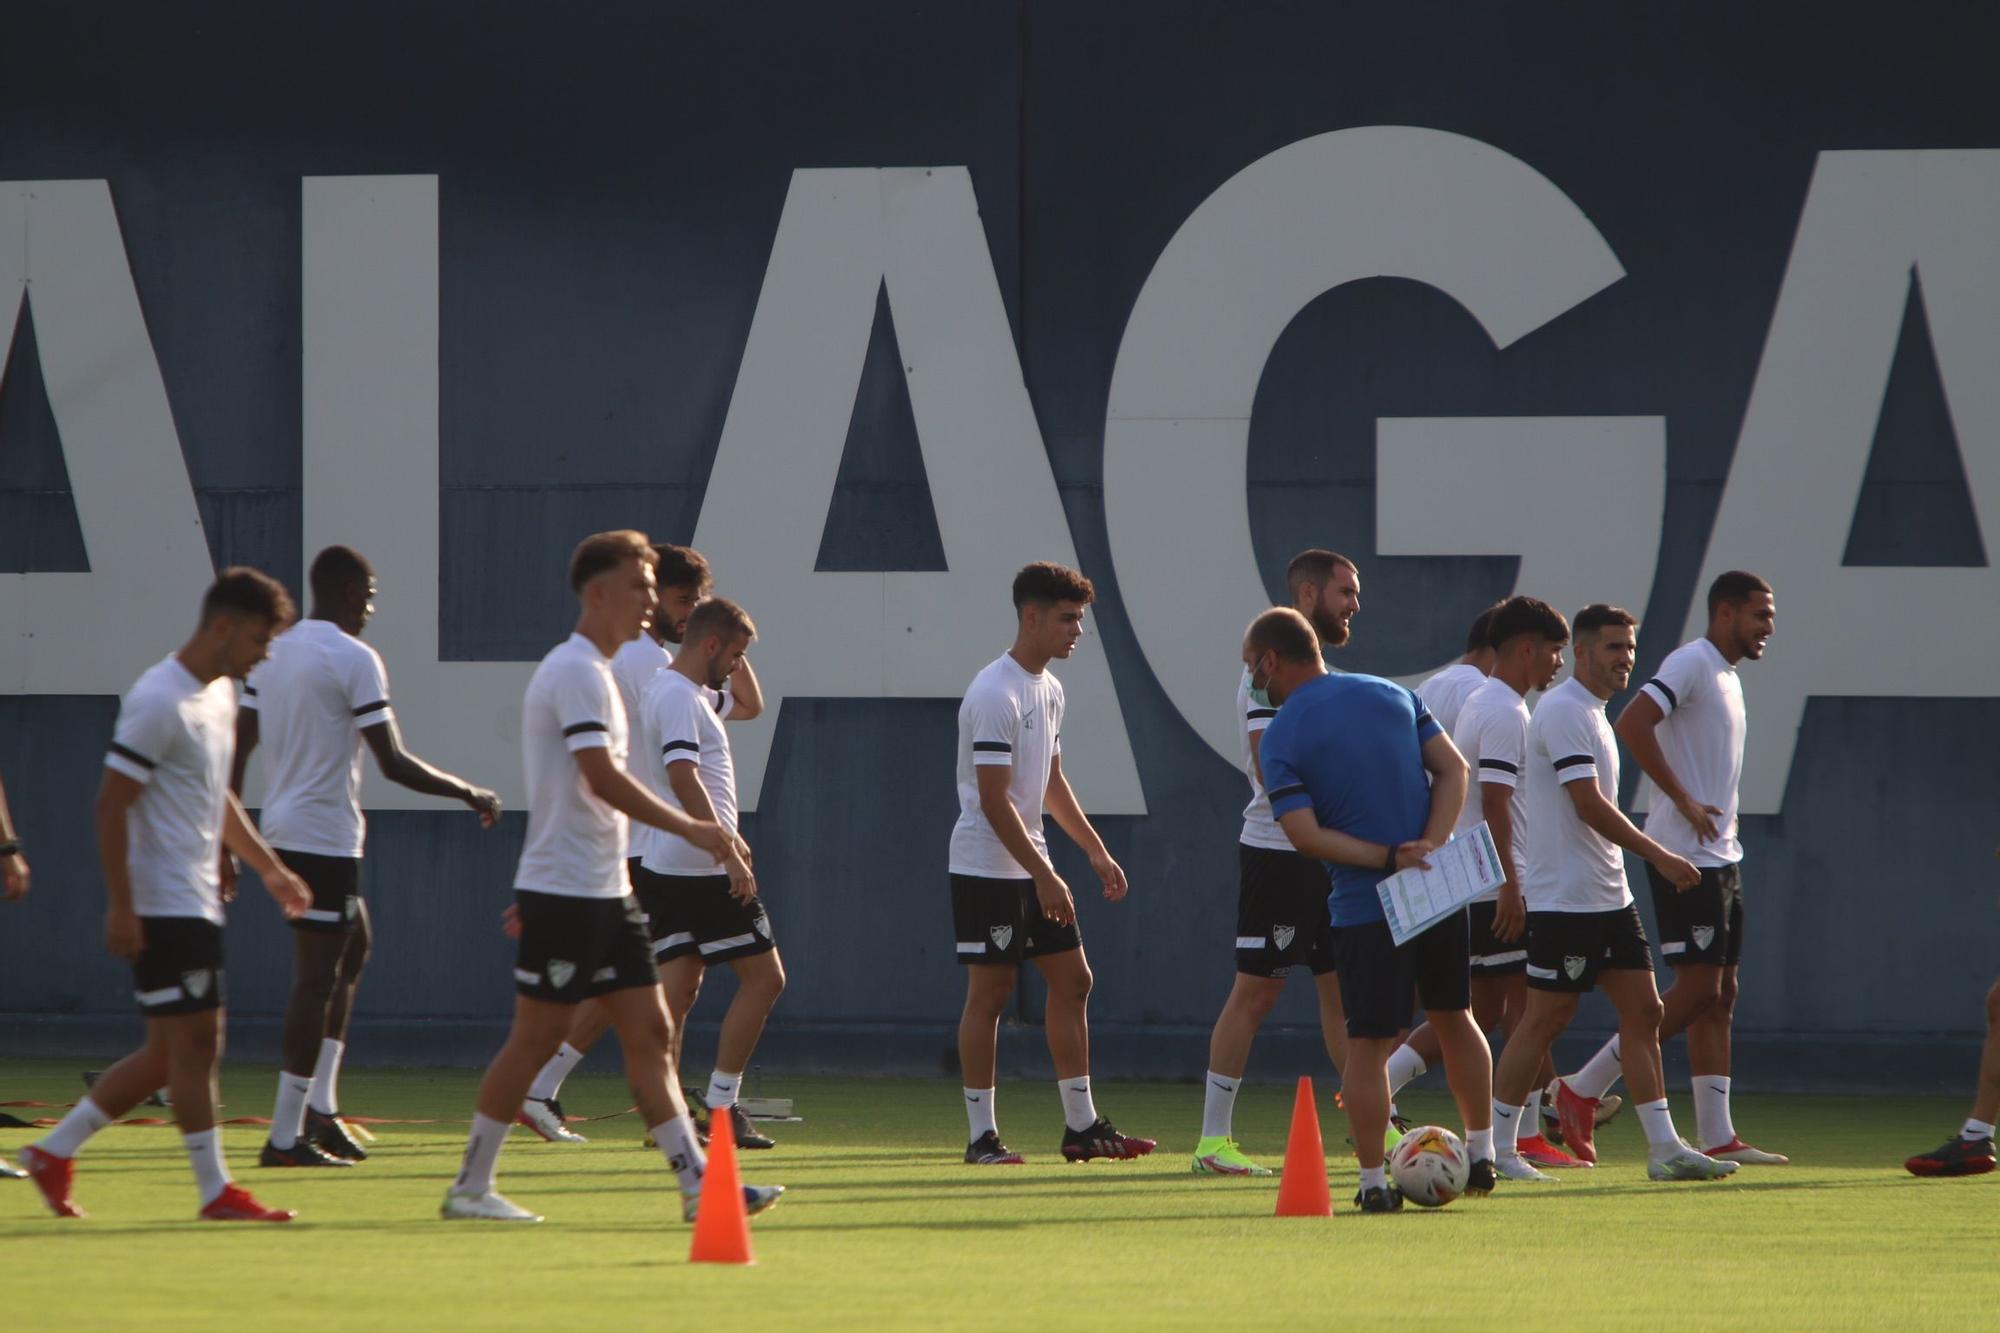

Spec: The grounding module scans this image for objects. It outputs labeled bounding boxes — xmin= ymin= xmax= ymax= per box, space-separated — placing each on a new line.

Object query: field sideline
xmin=2 ymin=1058 xmax=1992 ymax=1329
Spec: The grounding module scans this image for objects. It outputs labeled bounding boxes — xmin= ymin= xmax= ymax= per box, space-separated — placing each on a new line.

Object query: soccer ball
xmin=1388 ymin=1125 xmax=1470 ymax=1207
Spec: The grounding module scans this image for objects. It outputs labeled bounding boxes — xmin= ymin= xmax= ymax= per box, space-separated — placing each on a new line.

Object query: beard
xmin=1310 ymin=605 xmax=1350 ymax=647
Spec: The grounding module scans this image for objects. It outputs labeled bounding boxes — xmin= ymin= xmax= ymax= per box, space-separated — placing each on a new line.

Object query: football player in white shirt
xmin=953 ymin=562 xmax=1151 ymax=1165
xmin=1193 ymin=549 xmax=1360 ymax=1176
xmin=519 ymin=543 xmax=765 ymax=1147
xmin=1553 ymin=572 xmax=1783 ymax=1166
xmin=1488 ymin=604 xmax=1736 ymax=1183
xmin=1413 ymin=602 xmax=1503 ymax=736
xmin=23 ymin=570 xmax=313 ymax=1222
xmin=236 ymin=545 xmax=503 ymax=1168
xmin=1384 ymin=597 xmax=1581 ymax=1168
xmin=443 ymin=531 xmax=780 ymax=1223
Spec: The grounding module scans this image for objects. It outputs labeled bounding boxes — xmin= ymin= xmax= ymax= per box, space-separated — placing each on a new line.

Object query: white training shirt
xmin=614 ymin=634 xmax=731 ymax=867
xmin=1449 ymin=674 xmax=1530 ymax=900
xmin=949 ymin=653 xmax=1063 ymax=879
xmin=1236 ymin=667 xmax=1293 ymax=852
xmin=1521 ymin=676 xmax=1631 ymax=913
xmin=104 ymin=655 xmax=238 ymax=923
xmin=1637 ymin=636 xmax=1746 ymax=867
xmin=639 ymin=669 xmax=738 ymax=877
xmin=514 ymin=634 xmax=631 ymax=898
xmin=241 ymin=618 xmax=394 ymax=858
xmin=1415 ymin=662 xmax=1488 ymax=737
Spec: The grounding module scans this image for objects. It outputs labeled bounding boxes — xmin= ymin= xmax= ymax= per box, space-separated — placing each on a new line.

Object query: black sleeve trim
xmin=352 ymin=699 xmax=391 ymax=718
xmin=109 ymin=742 xmax=157 ymax=770
xmin=1245 ymin=707 xmax=1278 ymax=720
xmin=242 ymin=685 xmax=258 ymax=697
xmin=1553 ymin=753 xmax=1595 ymax=771
xmin=1479 ymin=758 xmax=1520 ymax=775
xmin=562 ymin=721 xmax=609 ymax=738
xmin=972 ymin=741 xmax=1012 ymax=753
xmin=662 ymin=740 xmax=699 ymax=755
xmin=1267 ymin=782 xmax=1308 ymax=802
xmin=1645 ymin=678 xmax=1678 ymax=710
xmin=1415 ymin=709 xmax=1436 ymax=729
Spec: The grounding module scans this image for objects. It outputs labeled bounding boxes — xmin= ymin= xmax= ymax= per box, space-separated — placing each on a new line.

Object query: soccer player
xmin=1385 ymin=597 xmax=1580 ymax=1168
xmin=518 ymin=543 xmax=767 ymax=1147
xmin=1551 ymin=573 xmax=1783 ymax=1165
xmin=954 ymin=562 xmax=1152 ymax=1166
xmin=1193 ymin=549 xmax=1360 ymax=1176
xmin=1413 ymin=602 xmax=1503 ymax=735
xmin=21 ymin=569 xmax=313 ymax=1221
xmin=1488 ymin=604 xmax=1734 ymax=1183
xmin=441 ymin=531 xmax=781 ymax=1223
xmin=236 ymin=545 xmax=503 ymax=1168
xmin=1904 ymin=975 xmax=2000 ymax=1177
xmin=0 ymin=765 xmax=29 ymax=1178
xmin=1253 ymin=606 xmax=1494 ymax=1213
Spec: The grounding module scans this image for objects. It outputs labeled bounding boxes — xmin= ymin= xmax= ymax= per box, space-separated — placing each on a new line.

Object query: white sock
xmin=1385 ymin=1045 xmax=1427 ymax=1098
xmin=1057 ymin=1075 xmax=1098 ymax=1133
xmin=1358 ymin=1163 xmax=1387 ymax=1191
xmin=1692 ymin=1074 xmax=1736 ymax=1149
xmin=1962 ymin=1117 xmax=1996 ymax=1142
xmin=1492 ymin=1101 xmax=1525 ymax=1157
xmin=37 ymin=1096 xmax=113 ymax=1160
xmin=528 ymin=1042 xmax=585 ymax=1102
xmin=1636 ymin=1097 xmax=1681 ymax=1151
xmin=182 ymin=1127 xmax=230 ymax=1206
xmin=655 ymin=1115 xmax=706 ymax=1193
xmin=1569 ymin=1036 xmax=1623 ymax=1100
xmin=1522 ymin=1087 xmax=1544 ymax=1135
xmin=1467 ymin=1125 xmax=1494 ymax=1161
xmin=308 ymin=1038 xmax=345 ymax=1115
xmin=965 ymin=1087 xmax=998 ymax=1140
xmin=705 ymin=1069 xmax=742 ymax=1111
xmin=269 ymin=1072 xmax=313 ymax=1150
xmin=452 ymin=1112 xmax=509 ymax=1195
xmin=1201 ymin=1071 xmax=1240 ymax=1140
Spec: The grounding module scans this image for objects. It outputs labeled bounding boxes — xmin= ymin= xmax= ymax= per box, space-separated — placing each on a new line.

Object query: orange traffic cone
xmin=688 ymin=1114 xmax=755 ymax=1264
xmin=1274 ymin=1076 xmax=1332 ymax=1217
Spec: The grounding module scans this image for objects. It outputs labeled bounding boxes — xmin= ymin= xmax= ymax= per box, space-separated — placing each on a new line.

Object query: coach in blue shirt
xmin=1251 ymin=606 xmax=1497 ymax=1209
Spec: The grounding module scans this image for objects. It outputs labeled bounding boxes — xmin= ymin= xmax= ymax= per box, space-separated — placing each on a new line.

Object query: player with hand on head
xmin=1550 ymin=572 xmax=1782 ymax=1166
xmin=953 ymin=562 xmax=1151 ymax=1166
xmin=1487 ymin=605 xmax=1733 ymax=1184
xmin=1194 ymin=550 xmax=1361 ymax=1177
xmin=21 ymin=569 xmax=312 ymax=1222
xmin=236 ymin=545 xmax=502 ymax=1168
xmin=441 ymin=531 xmax=779 ymax=1223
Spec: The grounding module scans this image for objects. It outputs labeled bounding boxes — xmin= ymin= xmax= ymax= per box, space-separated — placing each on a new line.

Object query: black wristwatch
xmin=1381 ymin=844 xmax=1397 ymax=873
xmin=0 ymin=839 xmax=20 ymax=858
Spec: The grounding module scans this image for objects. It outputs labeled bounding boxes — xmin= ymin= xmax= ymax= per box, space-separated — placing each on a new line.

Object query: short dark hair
xmin=1707 ymin=570 xmax=1772 ymax=617
xmin=1285 ymin=549 xmax=1357 ymax=600
xmin=655 ymin=544 xmax=713 ymax=595
xmin=1487 ymin=595 xmax=1569 ymax=648
xmin=1246 ymin=607 xmax=1320 ymax=665
xmin=201 ymin=566 xmax=295 ymax=629
xmin=1466 ymin=601 xmax=1506 ymax=653
xmin=684 ymin=596 xmax=755 ymax=647
xmin=1012 ymin=561 xmax=1094 ymax=611
xmin=568 ymin=530 xmax=657 ymax=593
xmin=308 ymin=545 xmax=373 ymax=605
xmin=1572 ymin=603 xmax=1637 ymax=638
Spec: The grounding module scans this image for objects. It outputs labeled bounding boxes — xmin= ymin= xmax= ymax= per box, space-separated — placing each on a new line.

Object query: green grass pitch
xmin=2 ymin=1058 xmax=1994 ymax=1329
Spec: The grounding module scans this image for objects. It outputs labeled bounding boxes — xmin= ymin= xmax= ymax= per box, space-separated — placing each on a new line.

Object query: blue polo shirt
xmin=1258 ymin=671 xmax=1442 ymax=926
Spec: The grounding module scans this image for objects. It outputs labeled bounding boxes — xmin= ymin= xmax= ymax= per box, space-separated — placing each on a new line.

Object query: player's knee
xmin=1055 ymin=964 xmax=1094 ymax=1006
xmin=1984 ymin=981 xmax=2000 ymax=1029
xmin=1235 ymin=980 xmax=1281 ymax=1021
xmin=1713 ymin=971 xmax=1739 ymax=1015
xmin=1629 ymin=994 xmax=1666 ymax=1033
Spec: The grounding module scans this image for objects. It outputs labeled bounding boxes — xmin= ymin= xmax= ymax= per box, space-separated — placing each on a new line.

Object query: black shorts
xmin=1524 ymin=905 xmax=1654 ymax=993
xmin=132 ymin=917 xmax=226 ymax=1016
xmin=285 ymin=851 xmax=362 ymax=934
xmin=1235 ymin=844 xmax=1336 ymax=977
xmin=1335 ymin=913 xmax=1470 ymax=1039
xmin=952 ymin=873 xmax=1083 ymax=965
xmin=1467 ymin=900 xmax=1528 ymax=977
xmin=635 ymin=864 xmax=776 ymax=965
xmin=512 ymin=890 xmax=659 ymax=1003
xmin=1649 ymin=863 xmax=1744 ymax=968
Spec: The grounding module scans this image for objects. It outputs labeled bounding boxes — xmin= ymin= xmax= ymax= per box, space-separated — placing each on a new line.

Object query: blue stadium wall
xmin=3 ymin=1 xmax=1997 ymax=1089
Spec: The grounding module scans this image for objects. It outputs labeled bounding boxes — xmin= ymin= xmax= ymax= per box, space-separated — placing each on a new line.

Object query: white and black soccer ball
xmin=1388 ymin=1125 xmax=1470 ymax=1207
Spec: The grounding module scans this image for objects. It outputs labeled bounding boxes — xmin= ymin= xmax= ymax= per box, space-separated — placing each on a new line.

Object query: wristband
xmin=1381 ymin=844 xmax=1397 ymax=873
xmin=0 ymin=839 xmax=19 ymax=858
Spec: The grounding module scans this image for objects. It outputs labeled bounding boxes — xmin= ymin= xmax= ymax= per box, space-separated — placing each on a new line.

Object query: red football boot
xmin=19 ymin=1145 xmax=85 ymax=1219
xmin=1554 ymin=1078 xmax=1600 ymax=1166
xmin=199 ymin=1183 xmax=297 ymax=1222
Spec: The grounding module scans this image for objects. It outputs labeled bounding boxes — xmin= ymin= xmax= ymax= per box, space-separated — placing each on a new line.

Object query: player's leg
xmin=1333 ymin=920 xmax=1414 ymax=1209
xmin=264 ymin=856 xmax=361 ymax=1164
xmin=1195 ymin=972 xmax=1282 ymax=1174
xmin=709 ymin=948 xmax=786 ymax=1149
xmin=953 ymin=874 xmax=1029 ymax=1161
xmin=445 ymin=993 xmax=576 ymax=1219
xmin=1493 ymin=910 xmax=1584 ymax=1178
xmin=1197 ymin=843 xmax=1296 ymax=1172
xmin=1905 ymin=979 xmax=2000 ymax=1177
xmin=159 ymin=1006 xmax=286 ymax=1219
xmin=1598 ymin=949 xmax=1734 ymax=1180
xmin=517 ymin=999 xmax=611 ymax=1144
xmin=1409 ymin=909 xmax=1494 ymax=1185
xmin=23 ymin=1029 xmax=170 ymax=1217
xmin=306 ymin=899 xmax=372 ymax=1145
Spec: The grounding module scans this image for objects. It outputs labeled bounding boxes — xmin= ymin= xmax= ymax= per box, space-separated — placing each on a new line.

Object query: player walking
xmin=1905 ymin=975 xmax=2000 ymax=1177
xmin=954 ymin=562 xmax=1152 ymax=1166
xmin=1551 ymin=573 xmax=1783 ymax=1165
xmin=237 ymin=545 xmax=502 ymax=1168
xmin=1252 ymin=607 xmax=1494 ymax=1213
xmin=441 ymin=531 xmax=781 ymax=1222
xmin=1193 ymin=550 xmax=1360 ymax=1176
xmin=22 ymin=570 xmax=312 ymax=1221
xmin=1488 ymin=605 xmax=1734 ymax=1183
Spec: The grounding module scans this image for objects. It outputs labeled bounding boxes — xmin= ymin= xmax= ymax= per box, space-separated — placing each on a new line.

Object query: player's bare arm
xmin=221 ymin=792 xmax=312 ymax=918
xmin=974 ymin=762 xmax=1072 ymax=925
xmin=666 ymin=757 xmax=756 ymax=902
xmin=0 ymin=766 xmax=28 ymax=902
xmin=93 ymin=770 xmax=147 ymax=958
xmin=1275 ymin=808 xmax=1430 ymax=873
xmin=1561 ymin=777 xmax=1699 ymax=888
xmin=1614 ymin=691 xmax=1722 ymax=843
xmin=571 ymin=745 xmax=731 ymax=858
xmin=360 ymin=718 xmax=502 ymax=826
xmin=1045 ymin=753 xmax=1126 ymax=902
xmin=1481 ymin=780 xmax=1525 ymax=941
xmin=722 ymin=655 xmax=763 ymax=721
